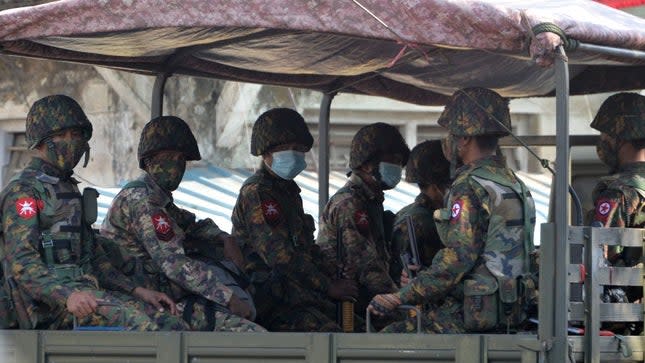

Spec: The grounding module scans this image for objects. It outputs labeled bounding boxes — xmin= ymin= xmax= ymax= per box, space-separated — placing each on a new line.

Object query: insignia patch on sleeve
xmin=15 ymin=197 xmax=40 ymax=219
xmin=354 ymin=210 xmax=370 ymax=233
xmin=593 ymin=198 xmax=616 ymax=224
xmin=261 ymin=200 xmax=282 ymax=226
xmin=450 ymin=200 xmax=463 ymax=222
xmin=152 ymin=212 xmax=175 ymax=241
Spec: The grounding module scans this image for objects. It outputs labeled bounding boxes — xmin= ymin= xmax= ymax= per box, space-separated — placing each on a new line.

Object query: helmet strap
xmin=82 ymin=144 xmax=90 ymax=168
xmin=449 ymin=135 xmax=459 ymax=180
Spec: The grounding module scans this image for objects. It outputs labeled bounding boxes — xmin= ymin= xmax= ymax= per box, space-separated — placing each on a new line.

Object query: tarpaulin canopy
xmin=0 ymin=0 xmax=643 ymax=105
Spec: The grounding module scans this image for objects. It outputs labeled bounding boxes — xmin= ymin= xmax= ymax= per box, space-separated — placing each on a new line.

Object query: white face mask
xmin=378 ymin=161 xmax=402 ymax=189
xmin=270 ymin=150 xmax=307 ymax=180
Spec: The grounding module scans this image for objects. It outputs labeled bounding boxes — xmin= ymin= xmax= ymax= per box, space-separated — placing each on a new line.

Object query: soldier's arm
xmin=128 ymin=192 xmax=233 ymax=305
xmin=1 ymin=184 xmax=80 ymax=307
xmin=237 ymin=185 xmax=332 ymax=294
xmin=398 ymin=183 xmax=485 ymax=305
xmin=590 ymin=189 xmax=628 ymax=228
xmin=333 ymin=197 xmax=398 ymax=295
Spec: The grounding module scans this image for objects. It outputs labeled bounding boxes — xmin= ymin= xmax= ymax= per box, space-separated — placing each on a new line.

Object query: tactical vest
xmin=435 ymin=165 xmax=536 ymax=332
xmin=0 ymin=170 xmax=98 ymax=328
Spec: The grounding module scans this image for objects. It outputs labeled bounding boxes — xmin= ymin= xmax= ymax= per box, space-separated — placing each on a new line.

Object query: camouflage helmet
xmin=138 ymin=116 xmax=201 ymax=168
xmin=26 ymin=94 xmax=92 ymax=149
xmin=349 ymin=122 xmax=410 ymax=169
xmin=405 ymin=140 xmax=451 ymax=187
xmin=250 ymin=108 xmax=313 ymax=156
xmin=590 ymin=92 xmax=645 ymax=141
xmin=437 ymin=87 xmax=511 ymax=137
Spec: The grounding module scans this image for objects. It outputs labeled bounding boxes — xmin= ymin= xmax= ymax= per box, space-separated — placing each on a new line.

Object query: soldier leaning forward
xmin=370 ymin=88 xmax=538 ymax=334
xmin=0 ymin=95 xmax=187 ymax=331
xmin=392 ymin=140 xmax=451 ymax=284
xmin=231 ymin=108 xmax=358 ymax=332
xmin=589 ymin=92 xmax=645 ymax=308
xmin=100 ymin=116 xmax=264 ymax=332
xmin=317 ymin=122 xmax=410 ymax=320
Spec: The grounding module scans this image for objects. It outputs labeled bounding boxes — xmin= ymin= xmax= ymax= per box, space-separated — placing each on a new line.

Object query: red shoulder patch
xmin=261 ymin=200 xmax=282 ymax=226
xmin=15 ymin=197 xmax=39 ymax=219
xmin=151 ymin=212 xmax=175 ymax=241
xmin=594 ymin=198 xmax=617 ymax=224
xmin=354 ymin=210 xmax=370 ymax=233
xmin=450 ymin=200 xmax=463 ymax=222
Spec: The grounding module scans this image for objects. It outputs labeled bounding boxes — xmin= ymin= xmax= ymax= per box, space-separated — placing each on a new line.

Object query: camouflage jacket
xmin=100 ymin=173 xmax=232 ymax=305
xmin=590 ymin=162 xmax=645 ymax=229
xmin=398 ymin=155 xmax=534 ymax=305
xmin=0 ymin=158 xmax=137 ymax=325
xmin=231 ymin=165 xmax=332 ymax=301
xmin=317 ymin=170 xmax=398 ymax=307
xmin=392 ymin=193 xmax=444 ymax=274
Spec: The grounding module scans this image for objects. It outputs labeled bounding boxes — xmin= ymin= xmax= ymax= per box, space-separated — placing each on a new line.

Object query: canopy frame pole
xmin=577 ymin=42 xmax=645 ymax=61
xmin=151 ymin=73 xmax=169 ymax=119
xmin=318 ymin=92 xmax=336 ymax=219
xmin=546 ymin=45 xmax=572 ymax=363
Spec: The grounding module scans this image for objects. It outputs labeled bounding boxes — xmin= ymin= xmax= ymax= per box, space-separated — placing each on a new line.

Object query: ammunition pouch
xmin=52 ymin=264 xmax=84 ymax=280
xmin=463 ymin=267 xmax=534 ymax=332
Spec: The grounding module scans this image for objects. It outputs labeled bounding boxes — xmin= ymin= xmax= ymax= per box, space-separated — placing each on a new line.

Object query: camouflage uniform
xmin=589 ymin=93 xmax=645 ymax=306
xmin=100 ymin=116 xmax=264 ymax=332
xmin=0 ymin=95 xmax=187 ymax=331
xmin=392 ymin=140 xmax=451 ymax=281
xmin=317 ymin=123 xmax=410 ymax=316
xmin=381 ymin=88 xmax=536 ymax=333
xmin=231 ymin=108 xmax=340 ymax=332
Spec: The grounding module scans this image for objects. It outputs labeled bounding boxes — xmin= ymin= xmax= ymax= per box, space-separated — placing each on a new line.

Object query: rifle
xmin=400 ymin=216 xmax=421 ymax=278
xmin=336 ymin=227 xmax=354 ymax=332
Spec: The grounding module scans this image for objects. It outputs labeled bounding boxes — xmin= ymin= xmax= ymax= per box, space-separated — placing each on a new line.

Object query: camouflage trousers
xmin=54 ymin=289 xmax=189 ymax=331
xmin=177 ymin=297 xmax=266 ymax=332
xmin=380 ymin=297 xmax=465 ymax=334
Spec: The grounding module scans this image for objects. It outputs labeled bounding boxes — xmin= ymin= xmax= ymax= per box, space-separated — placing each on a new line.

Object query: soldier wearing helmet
xmin=231 ymin=108 xmax=357 ymax=332
xmin=369 ymin=88 xmax=536 ymax=334
xmin=317 ymin=122 xmax=410 ymax=326
xmin=390 ymin=140 xmax=451 ymax=285
xmin=0 ymin=95 xmax=188 ymax=331
xmin=100 ymin=115 xmax=265 ymax=333
xmin=589 ymin=92 xmax=645 ymax=282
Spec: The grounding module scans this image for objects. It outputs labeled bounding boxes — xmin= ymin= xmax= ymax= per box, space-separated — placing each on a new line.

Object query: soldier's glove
xmin=368 ymin=293 xmax=401 ymax=316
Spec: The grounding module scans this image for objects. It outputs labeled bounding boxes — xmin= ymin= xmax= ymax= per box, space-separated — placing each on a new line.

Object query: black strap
xmin=182 ymin=295 xmax=197 ymax=326
xmin=56 ymin=192 xmax=82 ymax=199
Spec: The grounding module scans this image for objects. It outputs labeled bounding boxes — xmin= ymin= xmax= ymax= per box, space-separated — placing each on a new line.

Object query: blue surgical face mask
xmin=378 ymin=161 xmax=402 ymax=189
xmin=270 ymin=150 xmax=307 ymax=180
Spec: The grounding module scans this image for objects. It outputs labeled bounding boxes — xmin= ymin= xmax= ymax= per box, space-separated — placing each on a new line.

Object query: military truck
xmin=0 ymin=1 xmax=644 ymax=362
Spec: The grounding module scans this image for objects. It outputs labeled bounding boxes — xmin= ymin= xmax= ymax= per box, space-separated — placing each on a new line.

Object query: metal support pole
xmin=318 ymin=92 xmax=335 ymax=219
xmin=548 ymin=46 xmax=571 ymax=363
xmin=151 ymin=73 xmax=169 ymax=119
xmin=577 ymin=42 xmax=645 ymax=61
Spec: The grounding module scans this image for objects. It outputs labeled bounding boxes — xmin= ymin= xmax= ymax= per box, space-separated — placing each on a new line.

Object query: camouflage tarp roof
xmin=0 ymin=0 xmax=643 ymax=105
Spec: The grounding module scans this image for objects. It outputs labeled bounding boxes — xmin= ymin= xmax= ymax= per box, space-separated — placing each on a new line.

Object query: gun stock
xmin=405 ymin=216 xmax=422 ymax=278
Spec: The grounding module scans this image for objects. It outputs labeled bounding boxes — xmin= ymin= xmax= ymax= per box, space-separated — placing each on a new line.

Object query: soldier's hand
xmin=221 ymin=234 xmax=245 ymax=269
xmin=132 ymin=287 xmax=179 ymax=315
xmin=66 ymin=291 xmax=99 ymax=319
xmin=228 ymin=294 xmax=252 ymax=319
xmin=400 ymin=264 xmax=419 ymax=287
xmin=327 ymin=279 xmax=358 ymax=300
xmin=367 ymin=293 xmax=401 ymax=317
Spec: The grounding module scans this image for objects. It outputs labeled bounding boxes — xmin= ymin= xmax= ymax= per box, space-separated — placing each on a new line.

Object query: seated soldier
xmin=100 ymin=116 xmax=265 ymax=332
xmin=231 ymin=108 xmax=358 ymax=332
xmin=391 ymin=140 xmax=451 ymax=285
xmin=0 ymin=95 xmax=187 ymax=331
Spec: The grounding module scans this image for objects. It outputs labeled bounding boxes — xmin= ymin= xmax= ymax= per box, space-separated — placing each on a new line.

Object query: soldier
xmin=391 ymin=140 xmax=451 ymax=284
xmin=369 ymin=87 xmax=536 ymax=334
xmin=0 ymin=95 xmax=187 ymax=331
xmin=231 ymin=108 xmax=357 ymax=332
xmin=317 ymin=122 xmax=410 ymax=319
xmin=100 ymin=116 xmax=264 ymax=332
xmin=589 ymin=92 xmax=645 ymax=305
